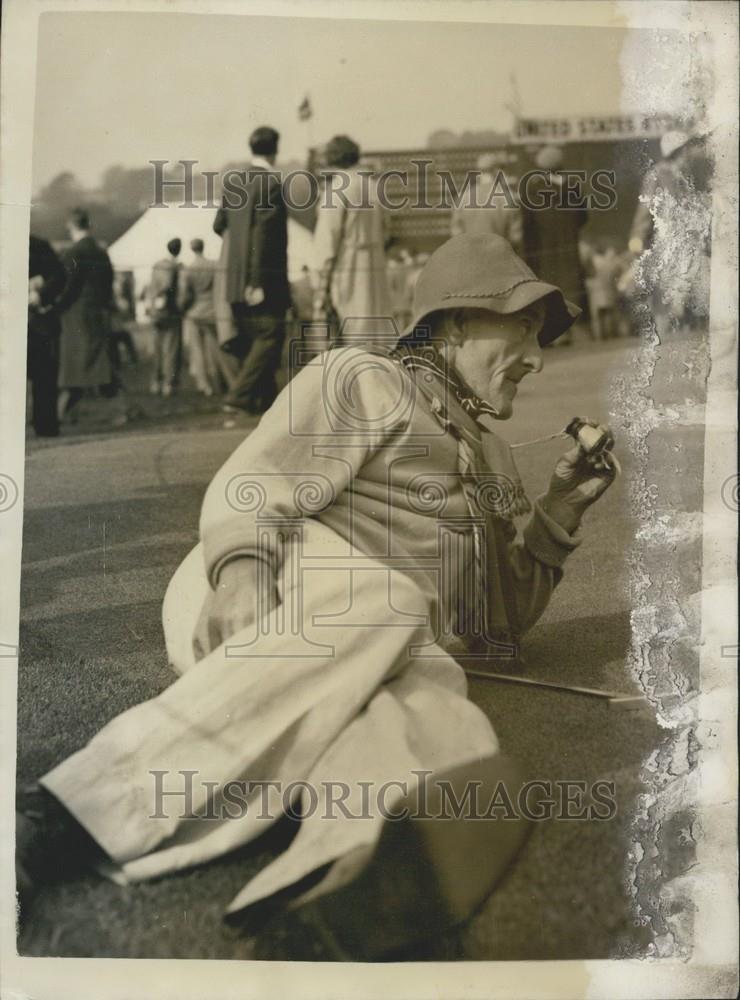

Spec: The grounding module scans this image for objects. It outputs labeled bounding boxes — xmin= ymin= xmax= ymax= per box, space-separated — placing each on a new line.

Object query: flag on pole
xmin=504 ymin=72 xmax=523 ymax=121
xmin=298 ymin=95 xmax=312 ymax=122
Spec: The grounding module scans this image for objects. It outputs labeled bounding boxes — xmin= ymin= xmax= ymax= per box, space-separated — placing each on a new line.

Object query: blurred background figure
xmin=629 ymin=130 xmax=690 ymax=256
xmin=615 ymin=246 xmax=639 ymax=336
xmin=584 ymin=240 xmax=623 ymax=340
xmin=110 ymin=270 xmax=138 ymax=370
xmin=521 ymin=145 xmax=588 ymax=345
xmin=27 ymin=235 xmax=66 ymax=437
xmin=291 ymin=264 xmax=314 ymax=325
xmin=387 ymin=247 xmax=415 ymax=332
xmin=313 ymin=134 xmax=392 ymax=346
xmin=147 ymin=237 xmax=183 ymax=397
xmin=178 ymin=238 xmax=228 ymax=397
xmin=450 ymin=153 xmax=522 ymax=251
xmin=214 ymin=125 xmax=289 ymax=416
xmin=56 ymin=208 xmax=121 ymax=423
xmin=628 ymin=129 xmax=711 ymax=330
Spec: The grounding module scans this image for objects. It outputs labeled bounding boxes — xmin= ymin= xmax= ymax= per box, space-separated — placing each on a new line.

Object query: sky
xmin=32 ymin=11 xmax=646 ymax=193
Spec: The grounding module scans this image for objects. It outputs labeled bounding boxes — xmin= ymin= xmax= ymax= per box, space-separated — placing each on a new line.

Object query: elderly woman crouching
xmin=20 ymin=234 xmax=616 ymax=960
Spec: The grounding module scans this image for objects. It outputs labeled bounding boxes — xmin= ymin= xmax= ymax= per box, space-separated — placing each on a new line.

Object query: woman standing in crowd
xmin=313 ymin=135 xmax=393 ymax=346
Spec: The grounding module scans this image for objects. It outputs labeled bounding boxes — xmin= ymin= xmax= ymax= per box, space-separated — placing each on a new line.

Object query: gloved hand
xmin=541 ymin=424 xmax=618 ymax=534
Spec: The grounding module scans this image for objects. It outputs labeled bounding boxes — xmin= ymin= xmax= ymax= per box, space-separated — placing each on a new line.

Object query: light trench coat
xmin=313 ymin=168 xmax=393 ymax=343
xmin=43 ymin=348 xmax=580 ymax=917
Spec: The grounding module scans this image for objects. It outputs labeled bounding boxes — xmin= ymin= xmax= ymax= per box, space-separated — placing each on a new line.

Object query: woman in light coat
xmin=312 ymin=135 xmax=393 ymax=345
xmin=20 ymin=235 xmax=617 ymax=961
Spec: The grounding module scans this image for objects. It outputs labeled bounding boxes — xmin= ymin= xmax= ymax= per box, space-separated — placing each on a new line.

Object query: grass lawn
xmin=16 ymin=334 xmax=703 ymax=960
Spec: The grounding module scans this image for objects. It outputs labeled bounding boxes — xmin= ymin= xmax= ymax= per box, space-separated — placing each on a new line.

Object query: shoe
xmin=149 ymin=381 xmax=161 ymax=396
xmin=16 ymin=785 xmax=105 ymax=913
xmin=249 ymin=754 xmax=533 ymax=961
xmin=16 ymin=810 xmax=43 ymax=909
xmin=161 ymin=385 xmax=174 ymax=398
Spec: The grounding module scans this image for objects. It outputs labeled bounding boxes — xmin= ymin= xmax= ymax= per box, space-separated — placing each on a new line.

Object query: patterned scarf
xmin=390 ymin=340 xmax=532 ymax=520
xmin=391 ymin=340 xmax=500 ymax=422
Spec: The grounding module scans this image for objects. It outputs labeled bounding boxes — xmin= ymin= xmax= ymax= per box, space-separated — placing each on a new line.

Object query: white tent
xmin=109 ymin=202 xmax=314 ymax=312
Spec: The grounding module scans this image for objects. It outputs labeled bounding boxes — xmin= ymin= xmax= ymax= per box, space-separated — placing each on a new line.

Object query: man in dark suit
xmin=214 ymin=125 xmax=290 ymax=415
xmin=27 ymin=235 xmax=66 ymax=437
xmin=520 ymin=146 xmax=588 ymax=347
xmin=56 ymin=208 xmax=117 ymax=421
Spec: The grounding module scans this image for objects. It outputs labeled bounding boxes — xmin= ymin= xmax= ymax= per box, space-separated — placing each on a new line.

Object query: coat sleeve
xmin=312 ymin=200 xmax=345 ymax=289
xmin=199 ymin=350 xmax=405 ymax=587
xmin=213 ymin=197 xmax=228 ymax=236
xmin=247 ymin=173 xmax=284 ymax=291
xmin=55 ymin=246 xmax=85 ymax=312
xmin=37 ymin=240 xmax=67 ymax=307
xmin=477 ymin=427 xmax=581 ymax=635
xmin=494 ymin=501 xmax=581 ymax=635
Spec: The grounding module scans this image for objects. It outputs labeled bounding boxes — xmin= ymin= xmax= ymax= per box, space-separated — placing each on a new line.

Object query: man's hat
xmin=403 ymin=233 xmax=580 ymax=346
